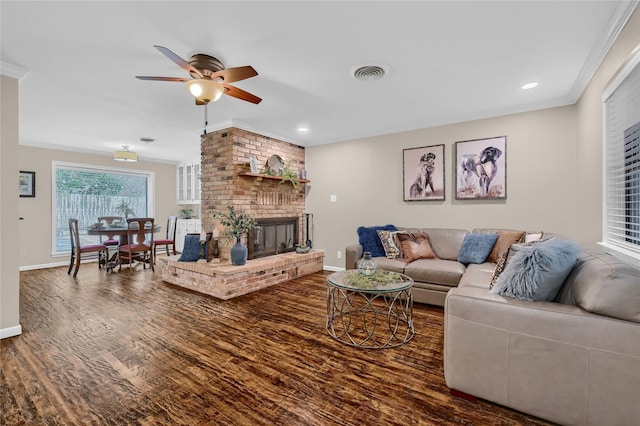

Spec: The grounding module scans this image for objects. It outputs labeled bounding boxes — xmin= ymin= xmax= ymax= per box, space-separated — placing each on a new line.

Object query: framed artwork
xmin=455 ymin=136 xmax=506 ymax=200
xmin=249 ymin=156 xmax=259 ymax=173
xmin=403 ymin=144 xmax=445 ymax=201
xmin=19 ymin=171 xmax=36 ymax=198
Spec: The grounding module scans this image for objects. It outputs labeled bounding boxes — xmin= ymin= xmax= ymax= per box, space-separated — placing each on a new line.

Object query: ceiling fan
xmin=136 ymin=45 xmax=262 ymax=105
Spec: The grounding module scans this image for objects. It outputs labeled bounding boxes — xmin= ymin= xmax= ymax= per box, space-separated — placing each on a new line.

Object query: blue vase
xmin=230 ymin=237 xmax=248 ymax=265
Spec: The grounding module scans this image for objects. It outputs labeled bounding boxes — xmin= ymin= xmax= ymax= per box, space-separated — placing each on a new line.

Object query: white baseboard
xmin=323 ymin=265 xmax=344 ymax=272
xmin=1 ymin=325 xmax=22 ymax=339
xmin=20 ymin=260 xmax=69 ymax=271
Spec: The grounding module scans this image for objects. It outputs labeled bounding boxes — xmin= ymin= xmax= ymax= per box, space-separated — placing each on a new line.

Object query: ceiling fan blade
xmin=153 ymin=45 xmax=203 ymax=79
xmin=210 ymin=66 xmax=258 ymax=83
xmin=136 ymin=76 xmax=191 ymax=82
xmin=222 ymin=84 xmax=262 ymax=104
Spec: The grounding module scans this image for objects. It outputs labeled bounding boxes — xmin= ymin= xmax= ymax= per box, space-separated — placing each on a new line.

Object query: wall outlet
xmin=337 ymin=250 xmax=342 ymax=259
xmin=330 ymin=194 xmax=337 ymax=203
xmin=20 ymin=250 xmax=26 ymax=258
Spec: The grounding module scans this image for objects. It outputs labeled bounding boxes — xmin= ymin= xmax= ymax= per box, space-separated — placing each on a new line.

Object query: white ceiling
xmin=1 ymin=1 xmax=637 ymax=163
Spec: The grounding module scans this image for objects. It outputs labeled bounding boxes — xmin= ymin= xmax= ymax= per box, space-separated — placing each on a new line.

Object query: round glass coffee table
xmin=326 ymin=270 xmax=414 ymax=349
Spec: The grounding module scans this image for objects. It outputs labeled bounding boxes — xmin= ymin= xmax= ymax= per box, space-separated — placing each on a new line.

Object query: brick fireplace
xmin=199 ymin=127 xmax=307 ymax=256
xmin=159 ymin=127 xmax=323 ymax=300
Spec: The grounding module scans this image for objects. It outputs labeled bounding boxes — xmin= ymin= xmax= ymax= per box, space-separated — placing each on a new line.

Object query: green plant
xmin=279 ymin=161 xmax=299 ymax=188
xmin=179 ymin=208 xmax=193 ymax=218
xmin=214 ymin=206 xmax=257 ymax=240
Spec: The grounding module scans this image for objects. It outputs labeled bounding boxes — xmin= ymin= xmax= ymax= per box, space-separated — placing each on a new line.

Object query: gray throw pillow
xmin=491 ymin=238 xmax=582 ymax=301
xmin=457 ymin=233 xmax=499 ymax=265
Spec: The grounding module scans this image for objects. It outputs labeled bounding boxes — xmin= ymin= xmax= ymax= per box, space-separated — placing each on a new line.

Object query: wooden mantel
xmin=237 ymin=171 xmax=310 ymax=184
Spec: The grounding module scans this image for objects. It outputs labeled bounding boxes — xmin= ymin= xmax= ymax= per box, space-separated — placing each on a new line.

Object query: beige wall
xmin=1 ymin=75 xmax=22 ymax=337
xmin=18 ymin=145 xmax=178 ymax=269
xmin=306 ymin=6 xmax=640 ymax=270
xmin=306 ymin=106 xmax=578 ymax=269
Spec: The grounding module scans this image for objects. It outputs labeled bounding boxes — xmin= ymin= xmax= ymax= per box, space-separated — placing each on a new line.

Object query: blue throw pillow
xmin=491 ymin=238 xmax=582 ymax=301
xmin=457 ymin=233 xmax=499 ymax=265
xmin=178 ymin=234 xmax=204 ymax=262
xmin=357 ymin=225 xmax=398 ymax=258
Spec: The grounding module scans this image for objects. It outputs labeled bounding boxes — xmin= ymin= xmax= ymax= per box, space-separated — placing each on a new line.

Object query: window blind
xmin=603 ymin=49 xmax=640 ymax=260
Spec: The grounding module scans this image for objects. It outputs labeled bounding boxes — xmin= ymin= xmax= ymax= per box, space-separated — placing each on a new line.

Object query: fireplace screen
xmin=249 ymin=217 xmax=299 ymax=259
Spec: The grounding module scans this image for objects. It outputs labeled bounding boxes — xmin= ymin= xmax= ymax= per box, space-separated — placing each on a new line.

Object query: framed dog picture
xmin=403 ymin=144 xmax=445 ymax=201
xmin=455 ymin=136 xmax=506 ymax=200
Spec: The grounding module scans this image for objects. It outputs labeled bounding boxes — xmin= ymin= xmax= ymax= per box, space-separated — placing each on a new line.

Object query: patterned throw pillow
xmin=377 ymin=230 xmax=403 ymax=259
xmin=396 ymin=232 xmax=437 ymax=263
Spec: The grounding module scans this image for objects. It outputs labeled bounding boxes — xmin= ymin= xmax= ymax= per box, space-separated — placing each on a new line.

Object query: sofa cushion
xmin=459 ymin=263 xmax=496 ymax=289
xmin=421 ymin=228 xmax=469 ymax=261
xmin=369 ymin=256 xmax=407 ymax=274
xmin=396 ymin=232 xmax=437 ymax=262
xmin=557 ymin=249 xmax=640 ymax=323
xmin=357 ymin=224 xmax=397 ymax=258
xmin=457 ymin=233 xmax=499 ymax=265
xmin=491 ymin=238 xmax=582 ymax=301
xmin=404 ymin=258 xmax=465 ymax=287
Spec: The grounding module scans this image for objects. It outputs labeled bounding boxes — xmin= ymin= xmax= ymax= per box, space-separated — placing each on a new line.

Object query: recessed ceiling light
xmin=521 ymin=82 xmax=539 ymax=90
xmin=297 ymin=126 xmax=309 ymax=133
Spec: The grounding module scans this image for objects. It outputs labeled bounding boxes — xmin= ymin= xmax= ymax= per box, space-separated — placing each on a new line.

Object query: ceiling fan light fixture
xmin=114 ymin=145 xmax=138 ymax=162
xmin=186 ymin=79 xmax=224 ymax=104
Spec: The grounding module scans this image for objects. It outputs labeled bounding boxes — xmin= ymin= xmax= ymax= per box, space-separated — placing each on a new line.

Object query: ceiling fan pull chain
xmin=203 ymin=103 xmax=208 ymax=135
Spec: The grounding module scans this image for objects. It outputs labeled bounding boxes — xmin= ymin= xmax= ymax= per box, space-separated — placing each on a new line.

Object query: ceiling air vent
xmin=350 ymin=63 xmax=388 ymax=81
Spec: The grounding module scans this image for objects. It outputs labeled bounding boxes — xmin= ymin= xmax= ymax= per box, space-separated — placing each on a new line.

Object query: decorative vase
xmin=358 ymin=251 xmax=377 ymax=276
xmin=230 ymin=237 xmax=248 ymax=266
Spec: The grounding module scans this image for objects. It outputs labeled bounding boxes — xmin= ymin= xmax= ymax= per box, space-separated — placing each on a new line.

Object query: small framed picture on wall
xmin=19 ymin=171 xmax=36 ymax=198
xmin=403 ymin=144 xmax=445 ymax=201
xmin=455 ymin=136 xmax=506 ymax=200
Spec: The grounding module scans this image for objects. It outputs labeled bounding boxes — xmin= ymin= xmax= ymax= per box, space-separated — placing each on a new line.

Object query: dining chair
xmin=97 ymin=216 xmax=123 ymax=246
xmin=118 ymin=217 xmax=155 ymax=271
xmin=68 ymin=218 xmax=109 ymax=278
xmin=153 ymin=215 xmax=177 ymax=264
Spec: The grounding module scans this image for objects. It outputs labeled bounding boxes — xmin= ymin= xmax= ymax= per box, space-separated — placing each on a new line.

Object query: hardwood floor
xmin=1 ymin=263 xmax=553 ymax=425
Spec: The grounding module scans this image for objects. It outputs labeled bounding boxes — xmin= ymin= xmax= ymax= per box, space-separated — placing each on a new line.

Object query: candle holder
xmin=212 ymin=238 xmax=220 ymax=260
xmin=197 ymin=232 xmax=211 ymax=263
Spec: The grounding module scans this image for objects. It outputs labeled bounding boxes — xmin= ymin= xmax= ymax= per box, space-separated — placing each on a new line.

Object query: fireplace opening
xmin=248 ymin=217 xmax=299 ymax=259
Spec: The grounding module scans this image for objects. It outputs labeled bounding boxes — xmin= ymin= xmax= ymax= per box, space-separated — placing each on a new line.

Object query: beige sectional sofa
xmin=346 ymin=227 xmax=640 ymax=425
xmin=346 ymin=227 xmax=523 ymax=306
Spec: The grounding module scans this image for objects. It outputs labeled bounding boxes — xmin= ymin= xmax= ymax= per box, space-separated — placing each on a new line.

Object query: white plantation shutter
xmin=603 ymin=48 xmax=640 ymax=264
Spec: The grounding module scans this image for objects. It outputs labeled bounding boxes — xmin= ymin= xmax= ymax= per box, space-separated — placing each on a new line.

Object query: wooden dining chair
xmin=119 ymin=217 xmax=154 ymax=271
xmin=97 ymin=216 xmax=123 ymax=246
xmin=153 ymin=215 xmax=177 ymax=264
xmin=68 ymin=218 xmax=109 ymax=278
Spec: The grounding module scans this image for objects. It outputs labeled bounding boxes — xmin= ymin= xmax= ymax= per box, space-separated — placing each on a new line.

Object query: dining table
xmin=86 ymin=223 xmax=161 ymax=271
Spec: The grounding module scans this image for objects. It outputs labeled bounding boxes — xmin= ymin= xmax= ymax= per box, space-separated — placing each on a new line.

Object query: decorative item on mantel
xmin=212 ymin=228 xmax=221 ymax=263
xmin=197 ymin=230 xmax=208 ymax=263
xmin=214 ymin=206 xmax=257 ymax=266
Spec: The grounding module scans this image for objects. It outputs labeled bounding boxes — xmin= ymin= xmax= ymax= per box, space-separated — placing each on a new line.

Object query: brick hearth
xmin=160 ymin=250 xmax=324 ymax=300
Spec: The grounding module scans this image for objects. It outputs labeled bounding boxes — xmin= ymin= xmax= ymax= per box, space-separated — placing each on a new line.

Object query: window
xmin=602 ymin=48 xmax=640 ymax=264
xmin=52 ymin=162 xmax=155 ymax=255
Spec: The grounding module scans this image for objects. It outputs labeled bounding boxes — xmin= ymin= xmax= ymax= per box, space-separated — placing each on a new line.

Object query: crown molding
xmin=1 ymin=61 xmax=30 ymax=80
xmin=567 ymin=1 xmax=639 ymax=102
